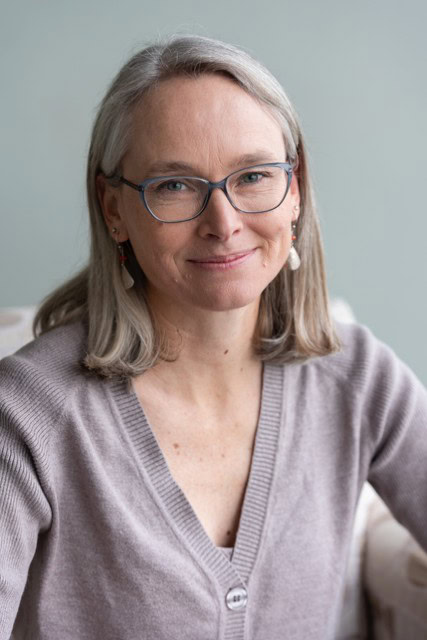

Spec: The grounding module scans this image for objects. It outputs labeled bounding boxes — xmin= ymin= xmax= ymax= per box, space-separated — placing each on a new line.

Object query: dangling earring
xmin=287 ymin=221 xmax=301 ymax=271
xmin=117 ymin=244 xmax=134 ymax=290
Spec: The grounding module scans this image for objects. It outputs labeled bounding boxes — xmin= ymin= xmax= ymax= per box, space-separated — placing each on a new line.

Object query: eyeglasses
xmin=114 ymin=162 xmax=293 ymax=223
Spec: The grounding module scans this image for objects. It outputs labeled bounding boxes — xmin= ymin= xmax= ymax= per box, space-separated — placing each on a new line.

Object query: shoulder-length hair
xmin=34 ymin=34 xmax=340 ymax=377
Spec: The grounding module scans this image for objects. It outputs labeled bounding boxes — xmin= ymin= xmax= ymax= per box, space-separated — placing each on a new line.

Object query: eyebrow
xmin=145 ymin=150 xmax=282 ymax=177
xmin=231 ymin=151 xmax=282 ymax=167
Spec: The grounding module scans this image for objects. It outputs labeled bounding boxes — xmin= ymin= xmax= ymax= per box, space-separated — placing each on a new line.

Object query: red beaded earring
xmin=117 ymin=244 xmax=134 ymax=290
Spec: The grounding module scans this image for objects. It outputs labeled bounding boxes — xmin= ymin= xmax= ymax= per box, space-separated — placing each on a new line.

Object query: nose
xmin=196 ymin=187 xmax=243 ymax=241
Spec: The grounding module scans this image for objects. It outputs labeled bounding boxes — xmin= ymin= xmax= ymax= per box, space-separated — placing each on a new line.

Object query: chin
xmin=189 ymin=283 xmax=262 ymax=312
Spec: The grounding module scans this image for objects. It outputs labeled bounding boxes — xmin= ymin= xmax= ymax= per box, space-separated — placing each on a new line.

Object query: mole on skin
xmin=224 ymin=349 xmax=229 ymax=355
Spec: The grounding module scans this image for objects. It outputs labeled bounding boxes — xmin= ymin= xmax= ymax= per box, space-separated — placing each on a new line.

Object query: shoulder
xmin=301 ymin=321 xmax=425 ymax=408
xmin=317 ymin=321 xmax=391 ymax=378
xmin=1 ymin=321 xmax=88 ymax=384
xmin=0 ymin=322 xmax=90 ymax=430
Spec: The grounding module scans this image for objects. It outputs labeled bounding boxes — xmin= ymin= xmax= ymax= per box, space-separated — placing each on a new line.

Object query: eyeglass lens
xmin=144 ymin=164 xmax=289 ymax=222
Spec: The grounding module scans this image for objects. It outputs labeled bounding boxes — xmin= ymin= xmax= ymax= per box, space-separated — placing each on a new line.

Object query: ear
xmin=289 ymin=174 xmax=301 ymax=221
xmin=96 ymin=174 xmax=129 ymax=242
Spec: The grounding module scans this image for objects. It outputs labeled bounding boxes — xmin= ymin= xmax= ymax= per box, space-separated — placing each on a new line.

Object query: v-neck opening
xmin=109 ymin=362 xmax=285 ymax=588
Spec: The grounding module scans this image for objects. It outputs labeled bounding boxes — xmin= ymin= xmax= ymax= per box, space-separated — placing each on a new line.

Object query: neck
xmin=138 ymin=295 xmax=262 ymax=406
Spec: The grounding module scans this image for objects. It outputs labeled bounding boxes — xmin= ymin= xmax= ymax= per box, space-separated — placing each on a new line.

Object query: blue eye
xmin=241 ymin=172 xmax=262 ymax=183
xmin=163 ymin=181 xmax=186 ymax=191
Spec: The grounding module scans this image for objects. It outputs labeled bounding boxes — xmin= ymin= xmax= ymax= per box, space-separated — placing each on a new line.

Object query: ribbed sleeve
xmin=0 ymin=325 xmax=85 ymax=639
xmin=0 ymin=359 xmax=56 ymax=638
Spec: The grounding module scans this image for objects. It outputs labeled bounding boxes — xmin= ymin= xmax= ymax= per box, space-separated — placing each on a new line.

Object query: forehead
xmin=125 ymin=73 xmax=286 ymax=175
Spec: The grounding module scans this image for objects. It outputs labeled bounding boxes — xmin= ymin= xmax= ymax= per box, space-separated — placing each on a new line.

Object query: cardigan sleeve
xmin=354 ymin=329 xmax=427 ymax=552
xmin=0 ymin=356 xmax=53 ymax=639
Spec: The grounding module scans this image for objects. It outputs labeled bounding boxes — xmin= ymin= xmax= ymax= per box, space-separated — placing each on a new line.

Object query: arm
xmin=0 ymin=359 xmax=52 ymax=639
xmin=362 ymin=333 xmax=427 ymax=551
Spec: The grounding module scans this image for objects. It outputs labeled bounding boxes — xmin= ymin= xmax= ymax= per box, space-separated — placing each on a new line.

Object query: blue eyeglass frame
xmin=113 ymin=161 xmax=293 ymax=223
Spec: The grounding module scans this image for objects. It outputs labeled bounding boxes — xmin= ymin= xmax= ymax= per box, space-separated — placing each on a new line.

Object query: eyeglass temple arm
xmin=114 ymin=176 xmax=143 ymax=192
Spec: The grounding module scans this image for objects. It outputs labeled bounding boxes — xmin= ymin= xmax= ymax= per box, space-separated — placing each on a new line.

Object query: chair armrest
xmin=0 ymin=307 xmax=36 ymax=358
xmin=364 ymin=495 xmax=427 ymax=639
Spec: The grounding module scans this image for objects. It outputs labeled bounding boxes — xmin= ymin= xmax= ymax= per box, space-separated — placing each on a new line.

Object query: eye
xmin=241 ymin=172 xmax=264 ymax=184
xmin=156 ymin=180 xmax=188 ymax=192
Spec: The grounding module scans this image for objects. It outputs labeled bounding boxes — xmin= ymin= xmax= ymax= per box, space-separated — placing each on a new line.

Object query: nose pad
xmin=197 ymin=188 xmax=243 ymax=240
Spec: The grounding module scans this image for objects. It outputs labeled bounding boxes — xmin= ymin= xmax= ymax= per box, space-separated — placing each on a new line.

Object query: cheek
xmin=253 ymin=211 xmax=294 ymax=279
xmin=260 ymin=214 xmax=293 ymax=253
xmin=127 ymin=221 xmax=185 ymax=281
xmin=121 ymin=198 xmax=194 ymax=288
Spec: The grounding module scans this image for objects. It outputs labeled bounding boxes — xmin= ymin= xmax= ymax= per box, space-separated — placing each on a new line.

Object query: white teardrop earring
xmin=287 ymin=222 xmax=301 ymax=271
xmin=117 ymin=243 xmax=135 ymax=290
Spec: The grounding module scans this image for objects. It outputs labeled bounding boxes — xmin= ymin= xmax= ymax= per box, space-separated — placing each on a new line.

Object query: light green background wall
xmin=1 ymin=0 xmax=426 ymax=383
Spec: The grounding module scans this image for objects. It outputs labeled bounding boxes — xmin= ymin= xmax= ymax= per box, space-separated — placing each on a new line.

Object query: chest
xmin=136 ymin=390 xmax=261 ymax=547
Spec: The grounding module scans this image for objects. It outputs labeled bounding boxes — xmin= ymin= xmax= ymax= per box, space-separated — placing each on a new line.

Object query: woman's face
xmin=100 ymin=73 xmax=300 ymax=314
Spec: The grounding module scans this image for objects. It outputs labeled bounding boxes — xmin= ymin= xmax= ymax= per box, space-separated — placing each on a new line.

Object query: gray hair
xmin=34 ymin=34 xmax=339 ymax=376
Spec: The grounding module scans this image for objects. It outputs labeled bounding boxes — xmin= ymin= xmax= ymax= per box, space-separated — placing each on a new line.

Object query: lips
xmin=188 ymin=250 xmax=255 ymax=264
xmin=187 ymin=249 xmax=257 ymax=271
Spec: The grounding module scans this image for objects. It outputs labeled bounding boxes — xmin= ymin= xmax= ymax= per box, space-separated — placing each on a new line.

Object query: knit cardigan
xmin=0 ymin=321 xmax=426 ymax=640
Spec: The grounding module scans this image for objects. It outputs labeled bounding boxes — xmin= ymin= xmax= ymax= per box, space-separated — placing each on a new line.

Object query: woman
xmin=1 ymin=35 xmax=426 ymax=640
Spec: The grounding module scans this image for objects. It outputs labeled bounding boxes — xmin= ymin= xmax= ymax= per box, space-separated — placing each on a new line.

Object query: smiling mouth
xmin=187 ymin=249 xmax=257 ymax=269
xmin=189 ymin=250 xmax=256 ymax=264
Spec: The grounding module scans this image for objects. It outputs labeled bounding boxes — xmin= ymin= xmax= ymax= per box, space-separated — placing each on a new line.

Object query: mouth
xmin=187 ymin=249 xmax=257 ymax=269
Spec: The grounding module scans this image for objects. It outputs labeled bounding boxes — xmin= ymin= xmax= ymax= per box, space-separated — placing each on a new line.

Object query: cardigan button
xmin=225 ymin=586 xmax=248 ymax=611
